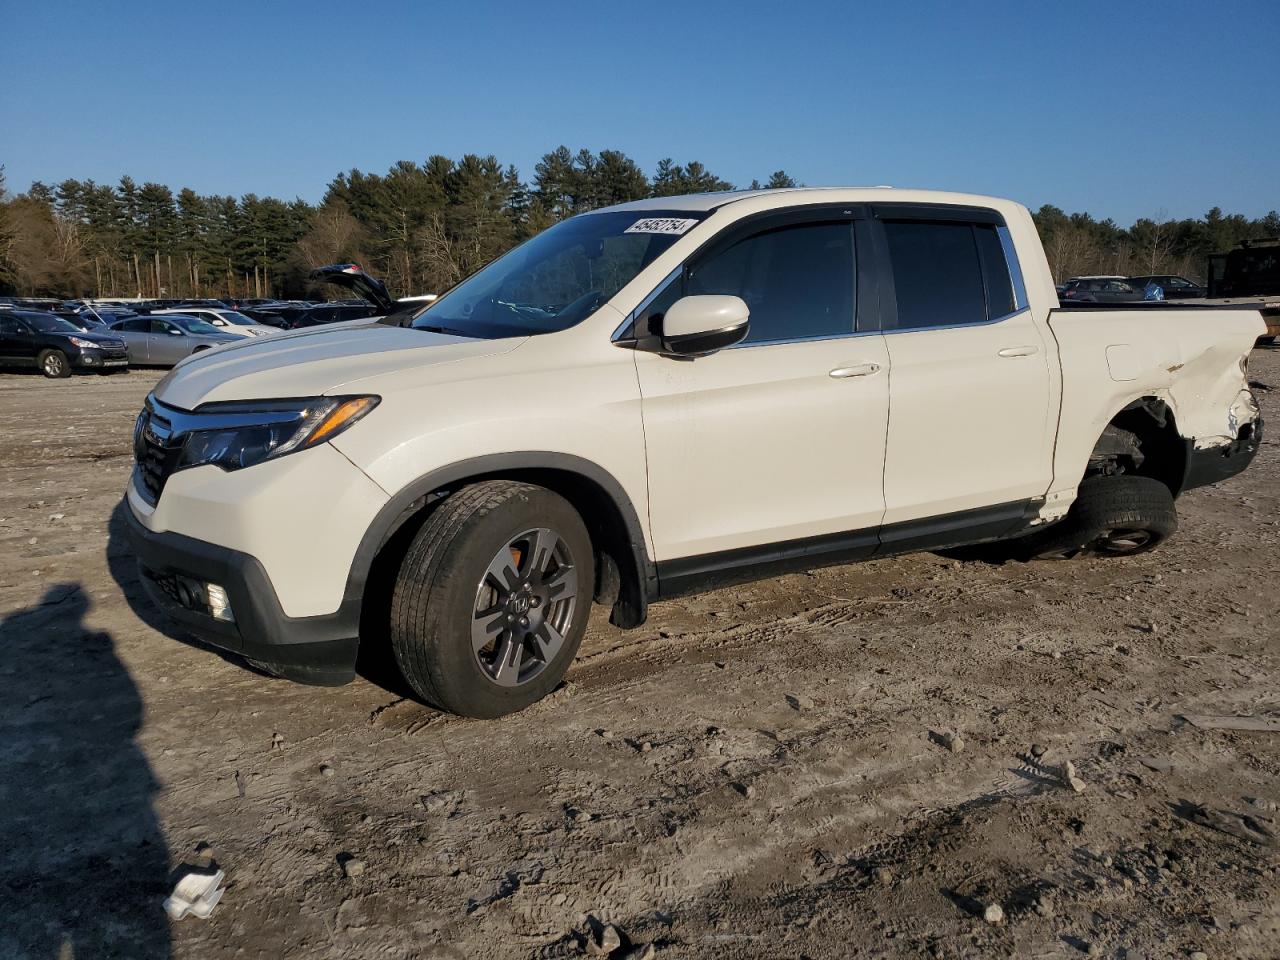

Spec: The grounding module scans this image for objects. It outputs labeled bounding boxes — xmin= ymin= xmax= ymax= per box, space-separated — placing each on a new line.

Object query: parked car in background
xmin=106 ymin=314 xmax=240 ymax=365
xmin=308 ymin=263 xmax=438 ymax=320
xmin=57 ymin=312 xmax=105 ymax=332
xmin=1059 ymin=278 xmax=1144 ymax=303
xmin=176 ymin=299 xmax=234 ymax=310
xmin=0 ymin=297 xmax=63 ymax=312
xmin=1125 ymin=275 xmax=1206 ymax=299
xmin=0 ymin=310 xmax=129 ymax=377
xmin=152 ymin=307 xmax=277 ymax=338
xmin=247 ymin=301 xmax=380 ymax=329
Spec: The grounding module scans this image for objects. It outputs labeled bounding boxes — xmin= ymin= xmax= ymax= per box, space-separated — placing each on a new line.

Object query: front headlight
xmin=69 ymin=337 xmax=100 ymax=349
xmin=176 ymin=395 xmax=379 ymax=472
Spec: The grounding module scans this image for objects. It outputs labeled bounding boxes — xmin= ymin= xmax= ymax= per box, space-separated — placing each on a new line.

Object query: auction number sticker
xmin=624 ymin=217 xmax=700 ymax=236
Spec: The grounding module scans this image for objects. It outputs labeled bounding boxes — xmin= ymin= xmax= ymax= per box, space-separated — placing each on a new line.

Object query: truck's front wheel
xmin=390 ymin=480 xmax=593 ymax=718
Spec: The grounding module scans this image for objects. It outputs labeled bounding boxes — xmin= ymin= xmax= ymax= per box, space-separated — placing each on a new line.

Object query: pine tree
xmin=534 ymin=146 xmax=577 ymax=219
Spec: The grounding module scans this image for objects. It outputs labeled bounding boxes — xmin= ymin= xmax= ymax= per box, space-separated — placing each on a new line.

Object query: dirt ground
xmin=1 ymin=349 xmax=1277 ymax=960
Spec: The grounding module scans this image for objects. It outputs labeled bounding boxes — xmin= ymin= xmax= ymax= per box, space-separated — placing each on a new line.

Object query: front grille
xmin=104 ymin=349 xmax=128 ymax=361
xmin=133 ymin=406 xmax=182 ymax=504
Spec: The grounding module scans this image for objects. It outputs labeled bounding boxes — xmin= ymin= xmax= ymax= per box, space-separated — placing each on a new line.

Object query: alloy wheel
xmin=472 ymin=527 xmax=578 ymax=687
xmin=1093 ymin=528 xmax=1153 ymax=555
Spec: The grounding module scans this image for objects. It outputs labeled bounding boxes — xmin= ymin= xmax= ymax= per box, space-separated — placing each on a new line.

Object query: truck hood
xmin=152 ymin=320 xmax=524 ymax=409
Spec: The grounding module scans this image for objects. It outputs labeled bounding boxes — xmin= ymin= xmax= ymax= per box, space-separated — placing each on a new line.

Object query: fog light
xmin=205 ymin=583 xmax=234 ymax=622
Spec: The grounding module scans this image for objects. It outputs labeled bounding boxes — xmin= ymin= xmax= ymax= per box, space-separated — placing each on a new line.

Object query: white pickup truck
xmin=123 ymin=188 xmax=1265 ymax=717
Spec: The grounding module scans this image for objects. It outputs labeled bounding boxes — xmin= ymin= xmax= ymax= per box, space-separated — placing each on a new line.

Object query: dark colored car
xmin=0 ymin=310 xmax=130 ymax=377
xmin=1059 ymin=278 xmax=1144 ymax=303
xmin=248 ymin=302 xmax=380 ymax=329
xmin=174 ymin=299 xmax=233 ymax=310
xmin=1125 ymin=275 xmax=1206 ymax=299
xmin=55 ymin=312 xmax=106 ymax=332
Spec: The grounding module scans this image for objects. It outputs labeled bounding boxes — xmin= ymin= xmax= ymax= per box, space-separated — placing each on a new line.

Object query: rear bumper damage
xmin=1182 ymin=418 xmax=1263 ymax=492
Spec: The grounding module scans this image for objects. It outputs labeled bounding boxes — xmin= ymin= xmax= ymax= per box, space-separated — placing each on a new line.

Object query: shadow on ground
xmin=0 ymin=583 xmax=170 ymax=959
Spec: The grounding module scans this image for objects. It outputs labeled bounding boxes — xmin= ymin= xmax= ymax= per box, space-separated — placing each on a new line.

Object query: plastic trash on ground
xmin=164 ymin=868 xmax=225 ymax=920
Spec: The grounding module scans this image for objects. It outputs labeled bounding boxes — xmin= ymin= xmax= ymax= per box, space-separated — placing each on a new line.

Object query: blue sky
xmin=3 ymin=0 xmax=1277 ymax=224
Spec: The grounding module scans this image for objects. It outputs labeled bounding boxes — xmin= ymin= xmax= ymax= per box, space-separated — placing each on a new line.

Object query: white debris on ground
xmin=164 ymin=868 xmax=225 ymax=921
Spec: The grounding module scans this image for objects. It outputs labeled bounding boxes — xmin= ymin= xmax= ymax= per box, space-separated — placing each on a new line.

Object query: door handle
xmin=829 ymin=363 xmax=881 ymax=378
xmin=997 ymin=345 xmax=1039 ymax=358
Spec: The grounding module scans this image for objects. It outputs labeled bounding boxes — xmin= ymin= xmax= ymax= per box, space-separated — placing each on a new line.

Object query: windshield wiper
xmin=413 ymin=324 xmax=476 ymax=338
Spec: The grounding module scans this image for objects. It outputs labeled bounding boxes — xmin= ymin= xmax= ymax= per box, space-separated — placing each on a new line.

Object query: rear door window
xmin=884 ymin=221 xmax=983 ymax=330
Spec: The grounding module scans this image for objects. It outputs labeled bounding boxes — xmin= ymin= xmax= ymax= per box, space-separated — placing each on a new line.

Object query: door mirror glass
xmin=660 ymin=295 xmax=749 ymax=356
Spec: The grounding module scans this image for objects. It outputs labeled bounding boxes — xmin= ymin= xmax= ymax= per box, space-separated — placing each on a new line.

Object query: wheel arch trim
xmin=1084 ymin=394 xmax=1188 ymax=494
xmin=344 ymin=452 xmax=656 ymax=628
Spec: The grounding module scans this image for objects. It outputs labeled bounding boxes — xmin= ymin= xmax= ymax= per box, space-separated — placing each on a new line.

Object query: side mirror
xmin=168 ymin=328 xmax=185 ymax=336
xmin=660 ymin=295 xmax=749 ymax=356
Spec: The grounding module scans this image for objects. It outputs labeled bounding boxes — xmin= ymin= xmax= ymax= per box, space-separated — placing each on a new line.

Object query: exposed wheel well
xmin=1087 ymin=397 xmax=1187 ymax=495
xmin=357 ymin=467 xmax=648 ymax=661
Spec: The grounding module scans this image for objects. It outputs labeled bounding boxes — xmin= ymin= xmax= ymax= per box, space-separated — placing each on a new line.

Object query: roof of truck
xmin=593 ymin=187 xmax=1022 ymax=214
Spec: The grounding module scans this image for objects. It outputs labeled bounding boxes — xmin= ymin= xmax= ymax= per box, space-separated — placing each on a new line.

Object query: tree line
xmin=0 ymin=153 xmax=1275 ymax=300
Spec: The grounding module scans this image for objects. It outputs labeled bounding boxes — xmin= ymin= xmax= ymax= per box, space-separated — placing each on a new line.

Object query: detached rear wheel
xmin=390 ymin=481 xmax=593 ymax=718
xmin=1016 ymin=475 xmax=1177 ymax=561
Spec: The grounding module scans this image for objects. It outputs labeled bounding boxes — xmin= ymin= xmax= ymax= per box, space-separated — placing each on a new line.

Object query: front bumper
xmin=1182 ymin=418 xmax=1263 ymax=492
xmin=72 ymin=348 xmax=129 ymax=369
xmin=122 ymin=502 xmax=360 ymax=685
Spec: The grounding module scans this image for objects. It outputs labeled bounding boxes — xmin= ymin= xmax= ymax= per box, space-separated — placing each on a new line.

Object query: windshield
xmin=169 ymin=315 xmax=224 ymax=335
xmin=216 ymin=311 xmax=258 ymax=326
xmin=410 ymin=210 xmax=706 ymax=338
xmin=27 ymin=314 xmax=81 ymax=333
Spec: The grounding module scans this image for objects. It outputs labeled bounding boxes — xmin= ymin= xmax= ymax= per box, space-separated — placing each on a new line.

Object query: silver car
xmin=108 ymin=314 xmax=241 ymax=365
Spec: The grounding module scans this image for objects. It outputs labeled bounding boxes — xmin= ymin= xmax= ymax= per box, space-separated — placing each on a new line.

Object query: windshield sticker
xmin=624 ymin=217 xmax=700 ymax=236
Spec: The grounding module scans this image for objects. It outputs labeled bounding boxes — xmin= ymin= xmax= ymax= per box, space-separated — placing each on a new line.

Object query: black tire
xmin=37 ymin=349 xmax=71 ymax=379
xmin=1012 ymin=475 xmax=1177 ymax=561
xmin=390 ymin=480 xmax=593 ymax=718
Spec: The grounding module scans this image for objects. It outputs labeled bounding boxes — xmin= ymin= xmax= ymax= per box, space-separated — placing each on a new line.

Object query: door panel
xmin=0 ymin=320 xmax=37 ymax=361
xmin=633 ymin=217 xmax=889 ymax=562
xmin=115 ymin=321 xmax=150 ymax=363
xmin=875 ymin=214 xmax=1054 ymax=525
xmin=635 ymin=336 xmax=890 ymax=560
xmin=126 ymin=331 xmax=149 ymax=362
xmin=881 ymin=310 xmax=1053 ymax=524
xmin=149 ymin=321 xmax=185 ymax=364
